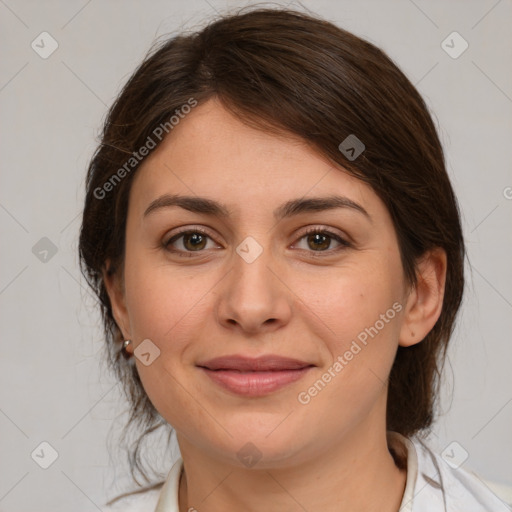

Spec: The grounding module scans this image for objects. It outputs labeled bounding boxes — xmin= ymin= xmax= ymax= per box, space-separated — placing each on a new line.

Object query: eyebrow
xmin=143 ymin=194 xmax=371 ymax=222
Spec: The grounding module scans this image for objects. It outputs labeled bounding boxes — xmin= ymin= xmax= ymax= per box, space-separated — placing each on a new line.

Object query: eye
xmin=162 ymin=226 xmax=351 ymax=257
xmin=293 ymin=227 xmax=350 ymax=253
xmin=164 ymin=228 xmax=219 ymax=255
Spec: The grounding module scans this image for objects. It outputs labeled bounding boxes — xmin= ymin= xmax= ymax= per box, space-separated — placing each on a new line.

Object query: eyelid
xmin=291 ymin=226 xmax=351 ymax=252
xmin=295 ymin=225 xmax=350 ymax=241
xmin=163 ymin=225 xmax=219 ymax=245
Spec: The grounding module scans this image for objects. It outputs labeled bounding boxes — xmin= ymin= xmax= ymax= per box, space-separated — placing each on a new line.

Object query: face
xmin=109 ymin=97 xmax=418 ymax=469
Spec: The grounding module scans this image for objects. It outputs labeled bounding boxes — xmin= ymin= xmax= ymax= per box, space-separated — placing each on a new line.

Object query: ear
xmin=399 ymin=248 xmax=447 ymax=347
xmin=103 ymin=259 xmax=133 ymax=353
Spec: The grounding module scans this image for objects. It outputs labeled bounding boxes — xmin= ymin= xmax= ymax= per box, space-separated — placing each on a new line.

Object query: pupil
xmin=309 ymin=233 xmax=329 ymax=250
xmin=186 ymin=233 xmax=205 ymax=250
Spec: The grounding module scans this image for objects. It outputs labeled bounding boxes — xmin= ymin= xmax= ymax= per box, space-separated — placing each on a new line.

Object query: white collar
xmin=154 ymin=455 xmax=182 ymax=512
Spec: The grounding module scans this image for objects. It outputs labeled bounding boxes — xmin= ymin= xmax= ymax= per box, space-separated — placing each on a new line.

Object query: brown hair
xmin=79 ymin=6 xmax=465 ymax=486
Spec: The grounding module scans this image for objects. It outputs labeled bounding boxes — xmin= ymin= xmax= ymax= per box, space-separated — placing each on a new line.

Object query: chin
xmin=199 ymin=424 xmax=313 ymax=470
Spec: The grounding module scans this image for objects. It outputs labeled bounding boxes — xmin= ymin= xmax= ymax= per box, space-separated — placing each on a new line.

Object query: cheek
xmin=123 ymin=247 xmax=211 ymax=344
xmin=302 ymin=256 xmax=403 ymax=347
xmin=296 ymin=253 xmax=405 ymax=406
xmin=122 ymin=259 xmax=213 ymax=424
xmin=292 ymin=263 xmax=403 ymax=429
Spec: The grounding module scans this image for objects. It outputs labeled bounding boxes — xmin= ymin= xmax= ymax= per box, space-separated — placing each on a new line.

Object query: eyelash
xmin=163 ymin=226 xmax=351 ymax=258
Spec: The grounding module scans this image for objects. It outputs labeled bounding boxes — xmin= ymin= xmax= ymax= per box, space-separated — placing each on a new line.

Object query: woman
xmin=79 ymin=7 xmax=509 ymax=512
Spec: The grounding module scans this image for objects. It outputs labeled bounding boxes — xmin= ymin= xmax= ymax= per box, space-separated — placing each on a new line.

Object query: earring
xmin=121 ymin=339 xmax=132 ymax=358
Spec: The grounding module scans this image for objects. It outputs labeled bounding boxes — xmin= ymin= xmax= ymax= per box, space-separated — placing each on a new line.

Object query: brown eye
xmin=165 ymin=229 xmax=217 ymax=254
xmin=294 ymin=228 xmax=350 ymax=254
xmin=306 ymin=232 xmax=331 ymax=251
xmin=181 ymin=232 xmax=207 ymax=251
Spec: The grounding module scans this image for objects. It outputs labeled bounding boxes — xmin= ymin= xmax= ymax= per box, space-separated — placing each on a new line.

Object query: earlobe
xmin=398 ymin=248 xmax=447 ymax=347
xmin=103 ymin=260 xmax=132 ymax=342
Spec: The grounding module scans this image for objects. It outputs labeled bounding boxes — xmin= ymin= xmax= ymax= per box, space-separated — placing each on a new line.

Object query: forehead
xmin=129 ymin=98 xmax=379 ymax=219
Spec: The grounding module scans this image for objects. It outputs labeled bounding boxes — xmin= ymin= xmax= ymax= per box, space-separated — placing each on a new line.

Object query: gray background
xmin=1 ymin=0 xmax=511 ymax=510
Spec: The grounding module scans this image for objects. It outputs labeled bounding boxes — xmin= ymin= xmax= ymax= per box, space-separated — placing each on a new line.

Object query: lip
xmin=197 ymin=355 xmax=315 ymax=397
xmin=197 ymin=354 xmax=313 ymax=371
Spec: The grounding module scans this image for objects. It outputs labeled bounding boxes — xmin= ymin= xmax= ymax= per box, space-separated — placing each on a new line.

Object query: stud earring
xmin=121 ymin=339 xmax=132 ymax=357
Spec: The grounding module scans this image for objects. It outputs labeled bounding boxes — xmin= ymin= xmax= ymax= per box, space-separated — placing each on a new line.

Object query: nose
xmin=215 ymin=241 xmax=293 ymax=335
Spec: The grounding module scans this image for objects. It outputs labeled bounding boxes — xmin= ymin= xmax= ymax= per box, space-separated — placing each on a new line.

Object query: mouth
xmin=197 ymin=355 xmax=315 ymax=397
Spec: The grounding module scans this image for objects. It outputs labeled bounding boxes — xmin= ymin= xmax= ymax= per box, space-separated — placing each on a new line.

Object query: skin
xmin=105 ymin=97 xmax=447 ymax=512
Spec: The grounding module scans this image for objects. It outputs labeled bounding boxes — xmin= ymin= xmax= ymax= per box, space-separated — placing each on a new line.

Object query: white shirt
xmin=104 ymin=432 xmax=511 ymax=511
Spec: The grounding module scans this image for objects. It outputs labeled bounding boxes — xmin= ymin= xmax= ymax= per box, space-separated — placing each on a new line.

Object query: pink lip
xmin=198 ymin=354 xmax=313 ymax=371
xmin=200 ymin=368 xmax=313 ymax=396
xmin=197 ymin=355 xmax=314 ymax=397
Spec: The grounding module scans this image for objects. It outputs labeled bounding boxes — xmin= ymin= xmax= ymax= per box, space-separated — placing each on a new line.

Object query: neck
xmin=176 ymin=412 xmax=407 ymax=512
